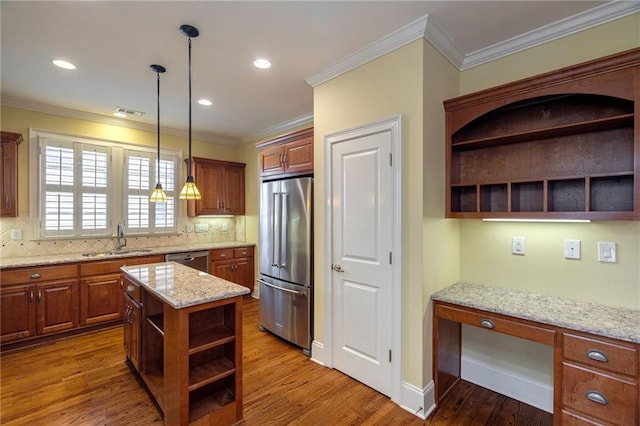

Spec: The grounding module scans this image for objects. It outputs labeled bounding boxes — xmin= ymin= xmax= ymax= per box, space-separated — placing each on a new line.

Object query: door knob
xmin=332 ymin=264 xmax=345 ymax=273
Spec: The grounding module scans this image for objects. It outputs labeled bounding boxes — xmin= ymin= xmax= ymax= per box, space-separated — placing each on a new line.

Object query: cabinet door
xmin=123 ymin=295 xmax=141 ymax=370
xmin=224 ymin=165 xmax=245 ymax=215
xmin=196 ymin=161 xmax=225 ymax=215
xmin=0 ymin=132 xmax=22 ymax=217
xmin=283 ymin=136 xmax=313 ymax=175
xmin=80 ymin=273 xmax=123 ymax=325
xmin=234 ymin=258 xmax=254 ymax=292
xmin=0 ymin=284 xmax=36 ymax=343
xmin=211 ymin=260 xmax=234 ymax=282
xmin=259 ymin=145 xmax=285 ymax=176
xmin=36 ymin=279 xmax=79 ymax=335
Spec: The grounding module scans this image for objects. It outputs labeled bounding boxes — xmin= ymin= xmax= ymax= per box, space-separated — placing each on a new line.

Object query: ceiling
xmin=2 ymin=1 xmax=631 ymax=145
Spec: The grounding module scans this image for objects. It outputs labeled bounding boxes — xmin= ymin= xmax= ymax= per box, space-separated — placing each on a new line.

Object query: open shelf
xmin=146 ymin=315 xmax=164 ymax=336
xmin=189 ymin=326 xmax=235 ymax=354
xmin=189 ymin=356 xmax=235 ymax=392
xmin=189 ymin=383 xmax=236 ymax=424
xmin=445 ymin=53 xmax=638 ymax=220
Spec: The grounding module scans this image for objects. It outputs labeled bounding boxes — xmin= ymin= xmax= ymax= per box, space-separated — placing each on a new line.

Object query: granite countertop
xmin=0 ymin=241 xmax=254 ymax=269
xmin=122 ymin=261 xmax=249 ymax=309
xmin=432 ymin=282 xmax=640 ymax=344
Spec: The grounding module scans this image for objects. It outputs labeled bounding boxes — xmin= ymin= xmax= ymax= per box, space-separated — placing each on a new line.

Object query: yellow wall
xmin=1 ymin=106 xmax=244 ymax=217
xmin=456 ymin=14 xmax=640 ymax=391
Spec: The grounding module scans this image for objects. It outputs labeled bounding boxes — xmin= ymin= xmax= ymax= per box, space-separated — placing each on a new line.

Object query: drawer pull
xmin=586 ymin=349 xmax=609 ymax=363
xmin=30 ymin=273 xmax=41 ymax=279
xmin=220 ymin=254 xmax=226 ymax=258
xmin=586 ymin=391 xmax=609 ymax=405
xmin=480 ymin=319 xmax=495 ymax=329
xmin=126 ymin=285 xmax=135 ymax=293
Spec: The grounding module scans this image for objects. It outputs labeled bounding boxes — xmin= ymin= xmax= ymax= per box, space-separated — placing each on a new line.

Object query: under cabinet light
xmin=482 ymin=218 xmax=591 ymax=223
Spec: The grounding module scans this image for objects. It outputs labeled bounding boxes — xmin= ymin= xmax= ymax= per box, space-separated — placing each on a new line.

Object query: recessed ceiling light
xmin=253 ymin=58 xmax=271 ymax=69
xmin=52 ymin=59 xmax=76 ymax=70
xmin=198 ymin=99 xmax=213 ymax=106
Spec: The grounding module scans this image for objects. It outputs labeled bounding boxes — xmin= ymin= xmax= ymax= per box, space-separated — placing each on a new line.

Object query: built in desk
xmin=432 ymin=283 xmax=640 ymax=426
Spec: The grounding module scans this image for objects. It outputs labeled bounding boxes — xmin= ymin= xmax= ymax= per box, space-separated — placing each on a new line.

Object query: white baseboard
xmin=397 ymin=380 xmax=435 ymax=420
xmin=310 ymin=340 xmax=329 ymax=366
xmin=461 ymin=356 xmax=553 ymax=413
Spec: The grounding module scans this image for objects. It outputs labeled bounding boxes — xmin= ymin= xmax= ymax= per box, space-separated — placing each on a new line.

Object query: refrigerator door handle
xmin=271 ymin=192 xmax=280 ymax=268
xmin=257 ymin=279 xmax=303 ymax=295
xmin=280 ymin=192 xmax=288 ymax=269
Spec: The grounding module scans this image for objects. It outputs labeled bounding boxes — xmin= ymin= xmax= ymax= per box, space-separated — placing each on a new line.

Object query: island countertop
xmin=432 ymin=282 xmax=640 ymax=344
xmin=122 ymin=261 xmax=249 ymax=309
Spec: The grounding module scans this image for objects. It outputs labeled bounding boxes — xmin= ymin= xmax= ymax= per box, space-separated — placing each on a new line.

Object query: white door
xmin=330 ymin=124 xmax=395 ymax=396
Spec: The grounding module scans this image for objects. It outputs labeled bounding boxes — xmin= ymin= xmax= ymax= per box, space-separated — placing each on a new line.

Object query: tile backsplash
xmin=0 ymin=216 xmax=246 ymax=258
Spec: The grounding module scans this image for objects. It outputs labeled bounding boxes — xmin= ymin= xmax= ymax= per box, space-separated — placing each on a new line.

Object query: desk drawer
xmin=434 ymin=303 xmax=555 ymax=345
xmin=562 ymin=362 xmax=637 ymax=426
xmin=563 ymin=332 xmax=638 ymax=377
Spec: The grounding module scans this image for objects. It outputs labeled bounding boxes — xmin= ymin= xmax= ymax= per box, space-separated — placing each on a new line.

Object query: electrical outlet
xmin=185 ymin=224 xmax=194 ymax=233
xmin=598 ymin=242 xmax=617 ymax=263
xmin=512 ymin=236 xmax=526 ymax=255
xmin=222 ymin=223 xmax=228 ymax=232
xmin=195 ymin=223 xmax=209 ymax=233
xmin=564 ymin=239 xmax=581 ymax=260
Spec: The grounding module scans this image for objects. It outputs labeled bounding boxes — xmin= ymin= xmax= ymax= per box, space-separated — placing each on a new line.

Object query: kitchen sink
xmin=81 ymin=248 xmax=153 ymax=257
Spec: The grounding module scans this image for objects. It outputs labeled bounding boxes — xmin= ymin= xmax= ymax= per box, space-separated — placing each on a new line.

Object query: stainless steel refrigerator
xmin=258 ymin=176 xmax=312 ymax=355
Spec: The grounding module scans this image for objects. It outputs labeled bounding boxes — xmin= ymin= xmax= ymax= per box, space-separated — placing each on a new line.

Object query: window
xmin=31 ymin=130 xmax=181 ymax=239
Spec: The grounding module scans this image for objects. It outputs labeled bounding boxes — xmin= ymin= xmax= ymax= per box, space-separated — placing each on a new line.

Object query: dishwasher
xmin=165 ymin=251 xmax=209 ymax=273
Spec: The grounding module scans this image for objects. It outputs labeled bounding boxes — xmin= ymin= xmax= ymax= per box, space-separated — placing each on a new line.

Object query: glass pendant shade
xmin=179 ymin=176 xmax=201 ymax=200
xmin=149 ymin=64 xmax=168 ymax=203
xmin=179 ymin=24 xmax=201 ymax=200
xmin=150 ymin=183 xmax=169 ymax=202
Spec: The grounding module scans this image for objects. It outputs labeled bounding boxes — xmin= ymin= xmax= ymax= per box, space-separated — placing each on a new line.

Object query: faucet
xmin=116 ymin=223 xmax=127 ymax=251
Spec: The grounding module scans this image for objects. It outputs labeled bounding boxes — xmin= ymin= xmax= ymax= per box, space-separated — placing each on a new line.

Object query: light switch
xmin=11 ymin=228 xmax=22 ymax=240
xmin=598 ymin=242 xmax=616 ymax=263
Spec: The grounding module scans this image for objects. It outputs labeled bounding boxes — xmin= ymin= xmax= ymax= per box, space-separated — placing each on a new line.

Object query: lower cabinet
xmin=1 ymin=264 xmax=79 ymax=344
xmin=123 ymin=293 xmax=141 ymax=371
xmin=210 ymin=246 xmax=255 ymax=292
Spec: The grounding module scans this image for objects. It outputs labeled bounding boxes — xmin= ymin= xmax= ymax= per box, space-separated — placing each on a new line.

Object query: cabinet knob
xmin=586 ymin=350 xmax=609 ymax=363
xmin=30 ymin=273 xmax=41 ymax=279
xmin=126 ymin=285 xmax=135 ymax=293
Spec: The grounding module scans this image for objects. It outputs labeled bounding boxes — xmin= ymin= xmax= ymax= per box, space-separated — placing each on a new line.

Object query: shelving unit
xmin=445 ymin=48 xmax=640 ymax=220
xmin=123 ymin=275 xmax=244 ymax=425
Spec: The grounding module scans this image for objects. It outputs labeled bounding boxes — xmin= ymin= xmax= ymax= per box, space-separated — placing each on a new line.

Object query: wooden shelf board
xmin=451 ymin=114 xmax=633 ymax=151
xmin=451 ymin=171 xmax=634 ymax=187
xmin=189 ymin=326 xmax=235 ymax=355
xmin=146 ymin=315 xmax=164 ymax=336
xmin=189 ymin=357 xmax=235 ymax=392
xmin=189 ymin=389 xmax=236 ymax=423
xmin=140 ymin=368 xmax=165 ymax=411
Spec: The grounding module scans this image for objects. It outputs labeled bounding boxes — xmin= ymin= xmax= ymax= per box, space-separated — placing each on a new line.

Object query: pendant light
xmin=178 ymin=24 xmax=202 ymax=200
xmin=149 ymin=64 xmax=168 ymax=203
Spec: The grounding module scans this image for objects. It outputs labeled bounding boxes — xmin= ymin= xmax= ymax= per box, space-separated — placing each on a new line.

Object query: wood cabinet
xmin=1 ymin=264 xmax=79 ymax=343
xmin=210 ymin=246 xmax=255 ymax=292
xmin=187 ymin=157 xmax=246 ymax=216
xmin=1 ymin=131 xmax=23 ymax=217
xmin=433 ymin=296 xmax=640 ymax=426
xmin=123 ymin=279 xmax=142 ymax=371
xmin=257 ymin=127 xmax=313 ymax=178
xmin=122 ymin=269 xmax=245 ymax=425
xmin=79 ymin=255 xmax=163 ymax=326
xmin=559 ymin=332 xmax=638 ymax=425
xmin=444 ymin=48 xmax=640 ymax=220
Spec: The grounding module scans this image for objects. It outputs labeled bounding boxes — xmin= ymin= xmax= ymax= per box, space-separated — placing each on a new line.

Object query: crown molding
xmin=0 ymin=95 xmax=241 ymax=146
xmin=305 ymin=15 xmax=429 ymax=88
xmin=244 ymin=112 xmax=314 ymax=144
xmin=461 ymin=1 xmax=640 ymax=70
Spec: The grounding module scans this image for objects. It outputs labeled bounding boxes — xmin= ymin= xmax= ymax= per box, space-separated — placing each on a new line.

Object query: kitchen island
xmin=121 ymin=261 xmax=249 ymax=425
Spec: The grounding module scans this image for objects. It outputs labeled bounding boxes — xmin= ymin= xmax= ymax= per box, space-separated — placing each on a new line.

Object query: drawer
xmin=1 ymin=264 xmax=78 ymax=285
xmin=210 ymin=249 xmax=234 ymax=261
xmin=434 ymin=302 xmax=556 ymax=345
xmin=233 ymin=247 xmax=253 ymax=258
xmin=563 ymin=332 xmax=638 ymax=377
xmin=123 ymin=278 xmax=141 ymax=303
xmin=80 ymin=255 xmax=164 ymax=276
xmin=562 ymin=362 xmax=637 ymax=426
xmin=560 ymin=409 xmax=610 ymax=425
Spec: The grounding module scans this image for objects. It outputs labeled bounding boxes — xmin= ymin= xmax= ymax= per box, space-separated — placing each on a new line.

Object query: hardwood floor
xmin=1 ymin=297 xmax=552 ymax=425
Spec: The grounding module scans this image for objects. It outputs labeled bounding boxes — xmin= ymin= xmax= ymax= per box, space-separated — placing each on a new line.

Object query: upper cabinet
xmin=444 ymin=48 xmax=640 ymax=220
xmin=187 ymin=157 xmax=246 ymax=216
xmin=1 ymin=131 xmax=23 ymax=217
xmin=257 ymin=127 xmax=313 ymax=178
